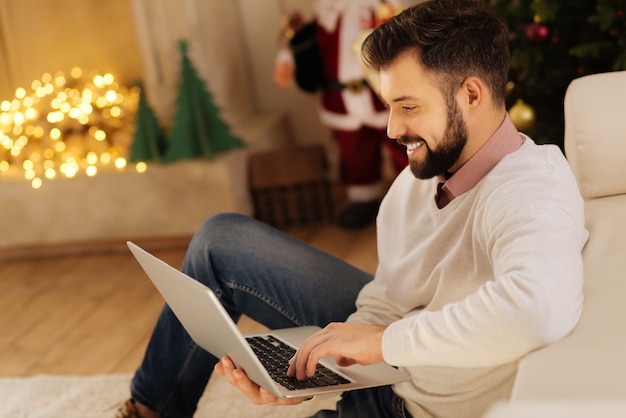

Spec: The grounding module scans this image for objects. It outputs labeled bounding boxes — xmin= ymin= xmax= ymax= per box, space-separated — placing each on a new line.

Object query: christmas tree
xmin=165 ymin=41 xmax=245 ymax=162
xmin=129 ymin=81 xmax=168 ymax=162
xmin=490 ymin=0 xmax=626 ymax=149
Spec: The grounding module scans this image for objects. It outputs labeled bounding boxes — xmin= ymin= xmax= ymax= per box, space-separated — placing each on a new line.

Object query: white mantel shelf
xmin=1 ymin=151 xmax=248 ymax=250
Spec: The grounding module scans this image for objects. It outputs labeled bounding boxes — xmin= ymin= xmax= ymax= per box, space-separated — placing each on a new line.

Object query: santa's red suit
xmin=277 ymin=0 xmax=407 ymax=228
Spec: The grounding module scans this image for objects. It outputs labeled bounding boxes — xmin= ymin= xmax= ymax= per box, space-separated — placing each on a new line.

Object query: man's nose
xmin=386 ymin=110 xmax=407 ymax=141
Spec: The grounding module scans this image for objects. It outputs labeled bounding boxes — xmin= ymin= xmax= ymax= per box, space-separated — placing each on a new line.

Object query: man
xmin=118 ymin=1 xmax=587 ymax=417
xmin=273 ymin=0 xmax=408 ymax=229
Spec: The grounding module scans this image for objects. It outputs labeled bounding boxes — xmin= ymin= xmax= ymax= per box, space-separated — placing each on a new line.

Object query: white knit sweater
xmin=348 ymin=138 xmax=588 ymax=418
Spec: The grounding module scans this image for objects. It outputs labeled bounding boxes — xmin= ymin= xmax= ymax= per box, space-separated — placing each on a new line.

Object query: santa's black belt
xmin=325 ymin=79 xmax=369 ymax=94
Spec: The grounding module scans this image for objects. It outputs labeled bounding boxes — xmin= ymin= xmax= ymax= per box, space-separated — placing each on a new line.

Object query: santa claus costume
xmin=277 ymin=0 xmax=408 ymax=228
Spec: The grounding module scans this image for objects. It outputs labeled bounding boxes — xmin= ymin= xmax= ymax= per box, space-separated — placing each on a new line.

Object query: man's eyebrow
xmin=391 ymin=95 xmax=420 ymax=103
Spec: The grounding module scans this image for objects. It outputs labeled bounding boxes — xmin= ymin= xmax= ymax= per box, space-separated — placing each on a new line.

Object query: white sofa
xmin=486 ymin=71 xmax=626 ymax=416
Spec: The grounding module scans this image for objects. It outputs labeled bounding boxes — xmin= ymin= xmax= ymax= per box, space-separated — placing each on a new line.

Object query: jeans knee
xmin=198 ymin=212 xmax=247 ymax=236
xmin=189 ymin=213 xmax=253 ymax=253
xmin=183 ymin=213 xmax=249 ymax=279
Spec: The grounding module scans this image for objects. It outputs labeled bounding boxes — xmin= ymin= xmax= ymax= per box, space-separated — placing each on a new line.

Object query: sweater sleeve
xmin=381 ymin=164 xmax=587 ymax=369
xmin=346 ymin=275 xmax=406 ymax=326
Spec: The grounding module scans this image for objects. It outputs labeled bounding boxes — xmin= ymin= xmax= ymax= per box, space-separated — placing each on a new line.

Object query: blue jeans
xmin=130 ymin=213 xmax=410 ymax=418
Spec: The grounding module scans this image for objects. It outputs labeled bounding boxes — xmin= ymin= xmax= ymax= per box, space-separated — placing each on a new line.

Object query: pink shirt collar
xmin=436 ymin=114 xmax=524 ymax=209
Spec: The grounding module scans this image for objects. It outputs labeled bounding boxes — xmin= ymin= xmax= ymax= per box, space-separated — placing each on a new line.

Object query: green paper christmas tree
xmin=490 ymin=0 xmax=626 ymax=149
xmin=165 ymin=40 xmax=245 ymax=162
xmin=129 ymin=81 xmax=168 ymax=162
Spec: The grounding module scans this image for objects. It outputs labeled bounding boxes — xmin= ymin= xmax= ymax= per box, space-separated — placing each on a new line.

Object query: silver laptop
xmin=127 ymin=241 xmax=409 ymax=399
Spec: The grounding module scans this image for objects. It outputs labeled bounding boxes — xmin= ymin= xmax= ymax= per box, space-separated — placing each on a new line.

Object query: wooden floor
xmin=0 ymin=222 xmax=378 ymax=377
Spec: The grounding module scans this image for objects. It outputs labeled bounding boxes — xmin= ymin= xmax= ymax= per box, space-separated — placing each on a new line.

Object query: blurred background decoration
xmin=0 ymin=67 xmax=142 ymax=189
xmin=492 ymin=0 xmax=626 ymax=149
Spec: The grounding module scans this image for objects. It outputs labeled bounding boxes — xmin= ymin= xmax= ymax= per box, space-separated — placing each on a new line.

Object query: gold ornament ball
xmin=509 ymin=99 xmax=536 ymax=132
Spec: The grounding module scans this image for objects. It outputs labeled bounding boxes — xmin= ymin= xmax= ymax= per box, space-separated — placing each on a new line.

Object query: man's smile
xmin=397 ymin=137 xmax=426 ymax=155
xmin=406 ymin=142 xmax=423 ymax=152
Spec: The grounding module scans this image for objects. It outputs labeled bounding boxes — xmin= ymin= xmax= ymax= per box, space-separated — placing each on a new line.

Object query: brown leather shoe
xmin=115 ymin=399 xmax=140 ymax=418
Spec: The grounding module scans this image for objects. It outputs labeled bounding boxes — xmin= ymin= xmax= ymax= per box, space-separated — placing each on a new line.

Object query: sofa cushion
xmin=564 ymin=71 xmax=626 ymax=200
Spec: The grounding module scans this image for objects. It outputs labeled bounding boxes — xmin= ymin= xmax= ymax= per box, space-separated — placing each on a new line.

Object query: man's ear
xmin=460 ymin=76 xmax=484 ymax=108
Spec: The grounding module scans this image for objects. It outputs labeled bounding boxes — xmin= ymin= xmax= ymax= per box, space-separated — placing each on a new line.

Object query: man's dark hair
xmin=362 ymin=0 xmax=510 ymax=107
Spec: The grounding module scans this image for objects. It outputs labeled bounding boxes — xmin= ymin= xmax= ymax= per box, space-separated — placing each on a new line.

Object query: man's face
xmin=380 ymin=52 xmax=468 ymax=179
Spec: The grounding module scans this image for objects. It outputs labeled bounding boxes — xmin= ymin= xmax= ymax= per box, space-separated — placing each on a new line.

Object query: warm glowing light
xmin=95 ymin=96 xmax=108 ymax=108
xmin=71 ymin=67 xmax=83 ymax=79
xmin=94 ymin=129 xmax=106 ymax=141
xmin=79 ymin=103 xmax=93 ymax=114
xmin=63 ymin=163 xmax=79 ymax=178
xmin=110 ymin=106 xmax=122 ymax=118
xmin=135 ymin=161 xmax=148 ymax=173
xmin=33 ymin=126 xmax=44 ymax=138
xmin=24 ymin=107 xmax=37 ymax=119
xmin=13 ymin=112 xmax=24 ymax=125
xmin=50 ymin=128 xmax=61 ymax=140
xmin=93 ymin=75 xmax=105 ymax=88
xmin=45 ymin=168 xmax=56 ymax=179
xmin=86 ymin=165 xmax=97 ymax=176
xmin=54 ymin=74 xmax=66 ymax=87
xmin=114 ymin=157 xmax=127 ymax=169
xmin=31 ymin=177 xmax=43 ymax=189
xmin=24 ymin=169 xmax=36 ymax=180
xmin=69 ymin=108 xmax=81 ymax=118
xmin=15 ymin=87 xmax=26 ymax=99
xmin=86 ymin=152 xmax=98 ymax=164
xmin=47 ymin=112 xmax=58 ymax=123
xmin=82 ymin=88 xmax=93 ymax=101
xmin=105 ymin=90 xmax=117 ymax=103
xmin=16 ymin=136 xmax=28 ymax=147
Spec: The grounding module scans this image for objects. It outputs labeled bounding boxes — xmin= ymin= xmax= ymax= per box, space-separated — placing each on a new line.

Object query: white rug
xmin=0 ymin=374 xmax=339 ymax=418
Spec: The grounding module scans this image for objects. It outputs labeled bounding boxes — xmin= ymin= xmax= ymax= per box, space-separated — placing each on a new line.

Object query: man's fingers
xmin=288 ymin=329 xmax=334 ymax=380
xmin=219 ymin=357 xmax=239 ymax=387
xmin=219 ymin=356 xmax=308 ymax=406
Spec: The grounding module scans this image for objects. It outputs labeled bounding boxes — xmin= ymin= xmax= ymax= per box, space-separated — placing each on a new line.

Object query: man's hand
xmin=287 ymin=323 xmax=387 ymax=381
xmin=214 ymin=356 xmax=309 ymax=406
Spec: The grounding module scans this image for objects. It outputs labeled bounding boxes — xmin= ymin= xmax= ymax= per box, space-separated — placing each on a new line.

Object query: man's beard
xmin=404 ymin=101 xmax=468 ymax=180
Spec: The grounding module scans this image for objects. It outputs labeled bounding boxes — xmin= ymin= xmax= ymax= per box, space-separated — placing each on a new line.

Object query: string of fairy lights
xmin=0 ymin=67 xmax=145 ymax=189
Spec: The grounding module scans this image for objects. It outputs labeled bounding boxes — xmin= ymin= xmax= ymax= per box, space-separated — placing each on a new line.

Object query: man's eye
xmin=402 ymin=105 xmax=416 ymax=112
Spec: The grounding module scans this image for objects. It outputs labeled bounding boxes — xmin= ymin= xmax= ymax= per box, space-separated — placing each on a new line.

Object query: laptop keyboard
xmin=246 ymin=335 xmax=351 ymax=391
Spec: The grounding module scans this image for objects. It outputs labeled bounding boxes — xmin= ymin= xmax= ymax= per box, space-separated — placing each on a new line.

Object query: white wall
xmin=0 ymin=0 xmax=143 ymax=98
